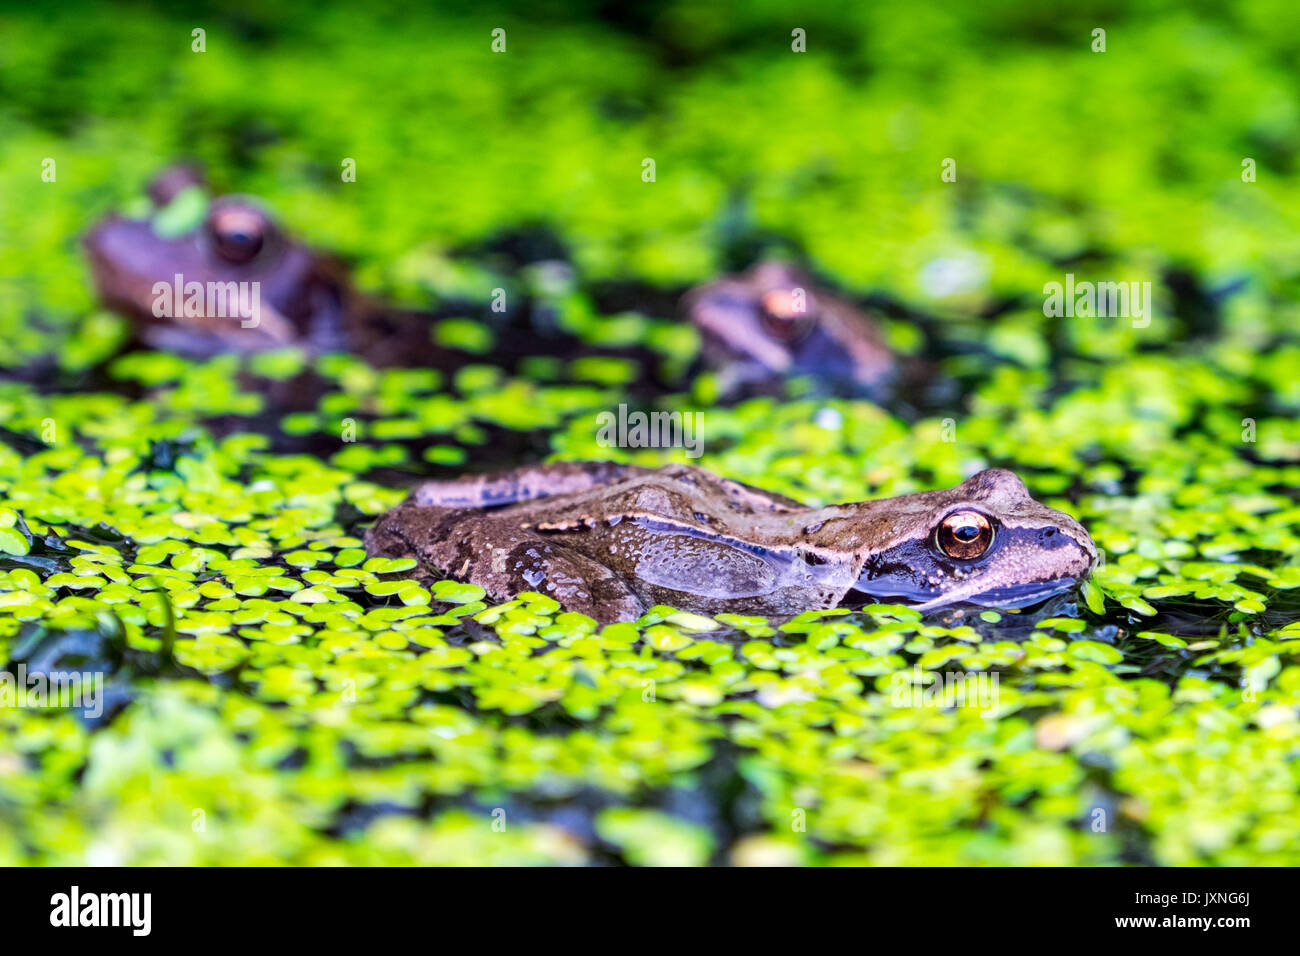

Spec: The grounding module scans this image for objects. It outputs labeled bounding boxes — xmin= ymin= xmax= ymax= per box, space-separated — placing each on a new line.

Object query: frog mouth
xmin=913 ymin=577 xmax=1082 ymax=611
xmin=844 ymin=576 xmax=1081 ymax=612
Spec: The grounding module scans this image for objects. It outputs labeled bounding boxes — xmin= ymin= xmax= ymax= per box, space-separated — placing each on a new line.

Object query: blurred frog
xmin=84 ymin=166 xmax=478 ymax=367
xmin=682 ymin=261 xmax=899 ymax=398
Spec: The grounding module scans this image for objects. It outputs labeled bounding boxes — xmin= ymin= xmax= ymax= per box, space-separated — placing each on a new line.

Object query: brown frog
xmin=84 ymin=167 xmax=452 ymax=366
xmin=682 ymin=261 xmax=898 ymax=397
xmin=365 ymin=461 xmax=1096 ymax=624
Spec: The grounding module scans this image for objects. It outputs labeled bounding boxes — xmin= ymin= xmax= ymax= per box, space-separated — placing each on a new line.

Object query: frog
xmin=84 ymin=166 xmax=485 ymax=367
xmin=364 ymin=461 xmax=1096 ymax=624
xmin=681 ymin=261 xmax=899 ymax=398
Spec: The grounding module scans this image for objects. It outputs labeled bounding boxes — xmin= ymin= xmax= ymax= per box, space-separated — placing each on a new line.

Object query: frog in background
xmin=682 ymin=261 xmax=900 ymax=398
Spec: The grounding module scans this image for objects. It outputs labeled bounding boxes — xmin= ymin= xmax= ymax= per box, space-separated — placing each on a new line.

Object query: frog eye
xmin=207 ymin=205 xmax=268 ymax=264
xmin=759 ymin=288 xmax=817 ymax=341
xmin=935 ymin=510 xmax=994 ymax=560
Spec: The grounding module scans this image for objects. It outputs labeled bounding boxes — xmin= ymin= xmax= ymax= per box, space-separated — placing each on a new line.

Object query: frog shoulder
xmin=643 ymin=465 xmax=807 ymax=514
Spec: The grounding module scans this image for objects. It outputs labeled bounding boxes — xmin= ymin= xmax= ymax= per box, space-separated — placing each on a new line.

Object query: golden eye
xmin=936 ymin=510 xmax=994 ymax=560
xmin=207 ymin=205 xmax=268 ymax=264
xmin=761 ymin=289 xmax=802 ymax=320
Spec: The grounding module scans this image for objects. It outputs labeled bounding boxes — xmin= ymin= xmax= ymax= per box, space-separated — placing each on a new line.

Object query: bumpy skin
xmin=83 ymin=168 xmax=441 ymax=366
xmin=365 ymin=462 xmax=1097 ymax=624
xmin=682 ymin=261 xmax=897 ymax=397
